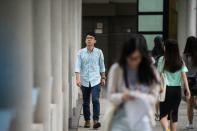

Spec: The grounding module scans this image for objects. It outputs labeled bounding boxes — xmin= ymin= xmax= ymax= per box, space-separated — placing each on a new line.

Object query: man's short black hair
xmin=86 ymin=32 xmax=96 ymax=39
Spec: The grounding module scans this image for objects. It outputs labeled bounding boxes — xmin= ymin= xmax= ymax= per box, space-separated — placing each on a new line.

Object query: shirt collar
xmin=86 ymin=47 xmax=95 ymax=53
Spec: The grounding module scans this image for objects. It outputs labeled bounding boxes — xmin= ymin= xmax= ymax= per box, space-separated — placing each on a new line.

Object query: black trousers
xmin=160 ymin=86 xmax=181 ymax=122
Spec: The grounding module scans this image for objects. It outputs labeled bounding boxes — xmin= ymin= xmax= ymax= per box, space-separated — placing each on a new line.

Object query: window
xmin=138 ymin=15 xmax=163 ymax=32
xmin=137 ymin=0 xmax=166 ymax=51
xmin=139 ymin=0 xmax=163 ymax=12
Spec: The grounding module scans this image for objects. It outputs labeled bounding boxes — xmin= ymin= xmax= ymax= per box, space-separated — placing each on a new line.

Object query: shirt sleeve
xmin=75 ymin=50 xmax=81 ymax=73
xmin=181 ymin=62 xmax=188 ymax=72
xmin=99 ymin=50 xmax=105 ymax=73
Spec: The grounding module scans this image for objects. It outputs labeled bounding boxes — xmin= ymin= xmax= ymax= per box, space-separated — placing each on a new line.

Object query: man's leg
xmin=91 ymin=84 xmax=101 ymax=128
xmin=81 ymin=86 xmax=91 ymax=125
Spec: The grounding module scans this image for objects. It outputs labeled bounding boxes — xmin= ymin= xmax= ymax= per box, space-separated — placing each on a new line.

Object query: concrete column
xmin=51 ymin=0 xmax=63 ymax=131
xmin=74 ymin=0 xmax=82 ymax=103
xmin=33 ymin=0 xmax=52 ymax=131
xmin=177 ymin=0 xmax=188 ymax=53
xmin=68 ymin=0 xmax=75 ymax=122
xmin=187 ymin=0 xmax=197 ymax=36
xmin=68 ymin=0 xmax=82 ymax=126
xmin=62 ymin=0 xmax=70 ymax=130
xmin=78 ymin=0 xmax=82 ymax=50
xmin=72 ymin=0 xmax=82 ymax=115
xmin=0 ymin=0 xmax=33 ymax=131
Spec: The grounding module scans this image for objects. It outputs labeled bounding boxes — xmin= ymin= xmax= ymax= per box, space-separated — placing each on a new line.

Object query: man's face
xmin=85 ymin=35 xmax=96 ymax=47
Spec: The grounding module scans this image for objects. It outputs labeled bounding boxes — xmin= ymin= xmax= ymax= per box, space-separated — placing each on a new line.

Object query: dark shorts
xmin=189 ymin=86 xmax=197 ymax=96
xmin=188 ymin=77 xmax=197 ymax=96
xmin=160 ymin=86 xmax=181 ymax=122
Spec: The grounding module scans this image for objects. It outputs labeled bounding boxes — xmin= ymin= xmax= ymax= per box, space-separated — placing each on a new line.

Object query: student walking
xmin=107 ymin=34 xmax=160 ymax=131
xmin=75 ymin=32 xmax=106 ymax=129
xmin=158 ymin=39 xmax=191 ymax=131
xmin=151 ymin=36 xmax=164 ymax=120
xmin=184 ymin=36 xmax=197 ymax=129
xmin=152 ymin=36 xmax=164 ymax=66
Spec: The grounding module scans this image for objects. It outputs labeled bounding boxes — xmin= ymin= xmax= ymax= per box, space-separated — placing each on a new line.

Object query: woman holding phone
xmin=107 ymin=34 xmax=160 ymax=131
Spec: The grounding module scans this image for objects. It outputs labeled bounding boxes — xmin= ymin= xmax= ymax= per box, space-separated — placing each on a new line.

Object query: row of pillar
xmin=0 ymin=0 xmax=82 ymax=131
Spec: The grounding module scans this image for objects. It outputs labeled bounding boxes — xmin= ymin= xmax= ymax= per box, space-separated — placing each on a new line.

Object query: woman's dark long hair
xmin=184 ymin=36 xmax=197 ymax=66
xmin=152 ymin=36 xmax=164 ymax=58
xmin=118 ymin=34 xmax=159 ymax=87
xmin=164 ymin=39 xmax=183 ymax=73
xmin=184 ymin=36 xmax=196 ymax=54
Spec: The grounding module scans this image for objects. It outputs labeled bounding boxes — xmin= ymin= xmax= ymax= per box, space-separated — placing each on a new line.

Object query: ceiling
xmin=83 ymin=0 xmax=137 ymax=3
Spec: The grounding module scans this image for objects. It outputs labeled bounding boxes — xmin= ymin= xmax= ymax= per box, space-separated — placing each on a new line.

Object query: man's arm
xmin=99 ymin=50 xmax=106 ymax=86
xmin=75 ymin=72 xmax=81 ymax=87
xmin=100 ymin=72 xmax=106 ymax=86
xmin=99 ymin=50 xmax=105 ymax=73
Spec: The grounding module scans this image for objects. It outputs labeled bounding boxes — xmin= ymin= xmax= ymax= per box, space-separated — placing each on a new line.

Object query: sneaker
xmin=163 ymin=128 xmax=170 ymax=131
xmin=185 ymin=124 xmax=194 ymax=129
xmin=84 ymin=120 xmax=91 ymax=128
xmin=93 ymin=120 xmax=101 ymax=129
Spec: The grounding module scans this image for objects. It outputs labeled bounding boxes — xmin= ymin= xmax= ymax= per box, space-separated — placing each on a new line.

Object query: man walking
xmin=75 ymin=32 xmax=106 ymax=129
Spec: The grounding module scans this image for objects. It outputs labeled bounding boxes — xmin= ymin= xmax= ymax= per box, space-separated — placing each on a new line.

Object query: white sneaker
xmin=185 ymin=124 xmax=194 ymax=129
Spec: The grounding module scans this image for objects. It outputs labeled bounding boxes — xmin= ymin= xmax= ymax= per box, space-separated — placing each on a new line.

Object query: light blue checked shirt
xmin=75 ymin=47 xmax=105 ymax=87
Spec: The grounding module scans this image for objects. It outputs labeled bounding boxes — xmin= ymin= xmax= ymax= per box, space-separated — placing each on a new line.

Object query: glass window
xmin=139 ymin=0 xmax=163 ymax=12
xmin=138 ymin=15 xmax=163 ymax=32
xmin=143 ymin=34 xmax=163 ymax=50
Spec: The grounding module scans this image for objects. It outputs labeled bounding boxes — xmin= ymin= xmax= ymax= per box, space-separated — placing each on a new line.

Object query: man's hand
xmin=76 ymin=79 xmax=81 ymax=87
xmin=101 ymin=79 xmax=105 ymax=86
xmin=100 ymin=72 xmax=106 ymax=87
xmin=76 ymin=73 xmax=81 ymax=87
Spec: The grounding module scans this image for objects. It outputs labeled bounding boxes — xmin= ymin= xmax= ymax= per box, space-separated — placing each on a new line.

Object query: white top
xmin=107 ymin=63 xmax=160 ymax=125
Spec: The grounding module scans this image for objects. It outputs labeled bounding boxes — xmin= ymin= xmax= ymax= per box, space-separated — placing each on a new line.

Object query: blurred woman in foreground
xmin=107 ymin=34 xmax=160 ymax=131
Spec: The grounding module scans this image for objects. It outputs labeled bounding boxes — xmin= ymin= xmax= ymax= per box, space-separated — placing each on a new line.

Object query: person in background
xmin=107 ymin=34 xmax=160 ymax=131
xmin=152 ymin=36 xmax=164 ymax=66
xmin=75 ymin=32 xmax=106 ymax=129
xmin=151 ymin=36 xmax=165 ymax=120
xmin=183 ymin=36 xmax=197 ymax=129
xmin=158 ymin=39 xmax=191 ymax=131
